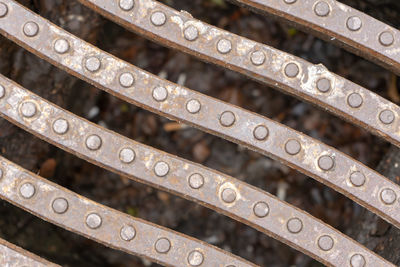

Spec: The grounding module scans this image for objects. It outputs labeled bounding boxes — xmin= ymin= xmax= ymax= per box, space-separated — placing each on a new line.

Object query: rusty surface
xmin=76 ymin=0 xmax=400 ymax=149
xmin=0 ymin=237 xmax=60 ymax=267
xmin=0 ymin=73 xmax=396 ymax=266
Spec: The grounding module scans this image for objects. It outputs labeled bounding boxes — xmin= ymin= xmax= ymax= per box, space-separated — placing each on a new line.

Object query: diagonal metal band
xmin=0 ymin=0 xmax=400 ymax=232
xmin=76 ymin=0 xmax=400 ymax=148
xmin=0 ymin=75 xmax=394 ymax=266
xmin=0 ymin=237 xmax=60 ymax=267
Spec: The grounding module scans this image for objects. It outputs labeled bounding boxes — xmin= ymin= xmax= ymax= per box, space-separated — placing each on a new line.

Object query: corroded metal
xmin=0 ymin=237 xmax=60 ymax=267
xmin=0 ymin=75 xmax=395 ymax=267
xmin=0 ymin=157 xmax=254 ymax=267
xmin=76 ymin=0 xmax=400 ymax=148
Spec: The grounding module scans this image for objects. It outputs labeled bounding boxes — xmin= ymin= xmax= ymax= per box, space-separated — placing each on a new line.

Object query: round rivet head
xmin=154 ymin=161 xmax=169 ymax=177
xmin=152 ymin=86 xmax=168 ymax=102
xmin=347 ymin=93 xmax=363 ymax=108
xmin=86 ymin=213 xmax=102 ymax=229
xmin=379 ymin=109 xmax=395 ymax=124
xmin=0 ymin=169 xmax=3 ymax=179
xmin=318 ymin=235 xmax=334 ymax=251
xmin=287 ymin=218 xmax=303 ymax=233
xmin=20 ymin=182 xmax=35 ymax=199
xmin=316 ymin=78 xmax=331 ymax=93
xmin=85 ymin=57 xmax=101 ymax=72
xmin=284 ymin=63 xmax=299 ymax=78
xmin=221 ymin=188 xmax=236 ymax=203
xmin=318 ymin=155 xmax=334 ymax=171
xmin=188 ymin=173 xmax=204 ymax=189
xmin=0 ymin=3 xmax=8 ymax=18
xmin=188 ymin=250 xmax=204 ymax=266
xmin=253 ymin=125 xmax=269 ymax=141
xmin=285 ymin=139 xmax=301 ymax=155
xmin=119 ymin=72 xmax=135 ymax=88
xmin=54 ymin=39 xmax=70 ymax=54
xmin=380 ymin=188 xmax=397 ymax=205
xmin=119 ymin=0 xmax=134 ymax=11
xmin=184 ymin=25 xmax=199 ymax=41
xmin=85 ymin=135 xmax=102 ymax=151
xmin=151 ymin=11 xmax=166 ymax=26
xmin=120 ymin=225 xmax=136 ymax=241
xmin=219 ymin=111 xmax=236 ymax=127
xmin=253 ymin=202 xmax=269 ymax=218
xmin=52 ymin=198 xmax=69 ymax=214
xmin=119 ymin=148 xmax=135 ymax=164
xmin=52 ymin=119 xmax=69 ymax=135
xmin=347 ymin=16 xmax=362 ymax=31
xmin=20 ymin=101 xmax=37 ymax=118
xmin=250 ymin=50 xmax=266 ymax=66
xmin=186 ymin=99 xmax=201 ymax=114
xmin=314 ymin=1 xmax=330 ymax=17
xmin=155 ymin=238 xmax=171 ymax=253
xmin=379 ymin=31 xmax=394 ymax=46
xmin=0 ymin=84 xmax=5 ymax=99
xmin=350 ymin=254 xmax=366 ymax=267
xmin=349 ymin=171 xmax=365 ymax=187
xmin=284 ymin=0 xmax=297 ymax=4
xmin=217 ymin=38 xmax=232 ymax=54
xmin=23 ymin=21 xmax=39 ymax=37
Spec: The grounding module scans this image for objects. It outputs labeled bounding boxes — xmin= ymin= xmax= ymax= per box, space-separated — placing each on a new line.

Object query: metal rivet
xmin=0 ymin=84 xmax=5 ymax=99
xmin=184 ymin=25 xmax=199 ymax=41
xmin=217 ymin=39 xmax=232 ymax=54
xmin=119 ymin=0 xmax=134 ymax=11
xmin=287 ymin=218 xmax=303 ymax=233
xmin=314 ymin=1 xmax=330 ymax=17
xmin=318 ymin=235 xmax=334 ymax=251
xmin=52 ymin=119 xmax=69 ymax=135
xmin=188 ymin=250 xmax=204 ymax=266
xmin=379 ymin=109 xmax=395 ymax=124
xmin=20 ymin=182 xmax=35 ymax=199
xmin=253 ymin=202 xmax=269 ymax=218
xmin=85 ymin=135 xmax=102 ymax=150
xmin=186 ymin=99 xmax=201 ymax=114
xmin=52 ymin=197 xmax=69 ymax=214
xmin=380 ymin=188 xmax=397 ymax=205
xmin=0 ymin=169 xmax=3 ymax=179
xmin=221 ymin=188 xmax=236 ymax=203
xmin=23 ymin=21 xmax=39 ymax=37
xmin=250 ymin=50 xmax=266 ymax=66
xmin=86 ymin=213 xmax=102 ymax=229
xmin=318 ymin=155 xmax=334 ymax=171
xmin=316 ymin=78 xmax=331 ymax=93
xmin=119 ymin=148 xmax=135 ymax=164
xmin=188 ymin=173 xmax=204 ymax=189
xmin=85 ymin=57 xmax=101 ymax=72
xmin=284 ymin=63 xmax=299 ymax=78
xmin=20 ymin=101 xmax=37 ymax=118
xmin=54 ymin=39 xmax=70 ymax=54
xmin=120 ymin=225 xmax=136 ymax=241
xmin=154 ymin=161 xmax=169 ymax=177
xmin=379 ymin=31 xmax=394 ymax=46
xmin=253 ymin=125 xmax=269 ymax=141
xmin=350 ymin=254 xmax=366 ymax=267
xmin=0 ymin=2 xmax=8 ymax=18
xmin=119 ymin=72 xmax=135 ymax=88
xmin=284 ymin=0 xmax=297 ymax=4
xmin=151 ymin=11 xmax=166 ymax=26
xmin=219 ymin=111 xmax=236 ymax=127
xmin=152 ymin=86 xmax=168 ymax=102
xmin=285 ymin=139 xmax=301 ymax=155
xmin=347 ymin=93 xmax=363 ymax=108
xmin=349 ymin=171 xmax=365 ymax=187
xmin=155 ymin=238 xmax=171 ymax=253
xmin=347 ymin=16 xmax=362 ymax=31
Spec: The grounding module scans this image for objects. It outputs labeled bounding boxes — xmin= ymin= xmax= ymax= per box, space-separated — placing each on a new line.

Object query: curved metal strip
xmin=0 ymin=237 xmax=60 ymax=267
xmin=75 ymin=0 xmax=400 ymax=148
xmin=0 ymin=76 xmax=394 ymax=267
xmin=0 ymin=0 xmax=400 ymax=231
xmin=0 ymin=157 xmax=255 ymax=267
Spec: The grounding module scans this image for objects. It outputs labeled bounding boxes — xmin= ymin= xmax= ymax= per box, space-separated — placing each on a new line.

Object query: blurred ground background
xmin=1 ymin=0 xmax=400 ymax=266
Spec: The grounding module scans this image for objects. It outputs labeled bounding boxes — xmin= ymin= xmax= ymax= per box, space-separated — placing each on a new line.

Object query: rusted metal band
xmin=0 ymin=156 xmax=255 ymax=267
xmin=0 ymin=75 xmax=394 ymax=267
xmin=0 ymin=0 xmax=400 ymax=232
xmin=76 ymin=0 xmax=400 ymax=148
xmin=0 ymin=237 xmax=60 ymax=267
xmin=229 ymin=0 xmax=400 ymax=75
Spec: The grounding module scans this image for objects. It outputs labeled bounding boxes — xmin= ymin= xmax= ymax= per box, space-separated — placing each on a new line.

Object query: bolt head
xmin=119 ymin=0 xmax=135 ymax=11
xmin=85 ymin=57 xmax=101 ymax=72
xmin=347 ymin=16 xmax=362 ymax=31
xmin=20 ymin=182 xmax=36 ymax=199
xmin=253 ymin=201 xmax=269 ymax=218
xmin=184 ymin=25 xmax=199 ymax=41
xmin=20 ymin=101 xmax=37 ymax=118
xmin=119 ymin=72 xmax=135 ymax=88
xmin=119 ymin=148 xmax=136 ymax=164
xmin=54 ymin=39 xmax=70 ymax=54
xmin=154 ymin=161 xmax=169 ymax=177
xmin=314 ymin=1 xmax=331 ymax=17
xmin=120 ymin=225 xmax=136 ymax=241
xmin=287 ymin=218 xmax=303 ymax=233
xmin=0 ymin=2 xmax=8 ymax=18
xmin=152 ymin=86 xmax=168 ymax=102
xmin=188 ymin=173 xmax=204 ymax=189
xmin=187 ymin=250 xmax=204 ymax=266
xmin=186 ymin=99 xmax=201 ymax=114
xmin=0 ymin=84 xmax=5 ymax=99
xmin=318 ymin=235 xmax=334 ymax=251
xmin=23 ymin=21 xmax=39 ymax=37
xmin=219 ymin=111 xmax=236 ymax=127
xmin=221 ymin=188 xmax=236 ymax=203
xmin=155 ymin=238 xmax=171 ymax=253
xmin=151 ymin=11 xmax=167 ymax=26
xmin=53 ymin=119 xmax=69 ymax=135
xmin=284 ymin=63 xmax=299 ymax=78
xmin=217 ymin=39 xmax=232 ymax=54
xmin=52 ymin=197 xmax=69 ymax=214
xmin=86 ymin=135 xmax=102 ymax=150
xmin=86 ymin=213 xmax=102 ymax=229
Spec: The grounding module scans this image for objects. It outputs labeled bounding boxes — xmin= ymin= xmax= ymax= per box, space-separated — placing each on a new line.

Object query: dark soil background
xmin=1 ymin=0 xmax=400 ymax=266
